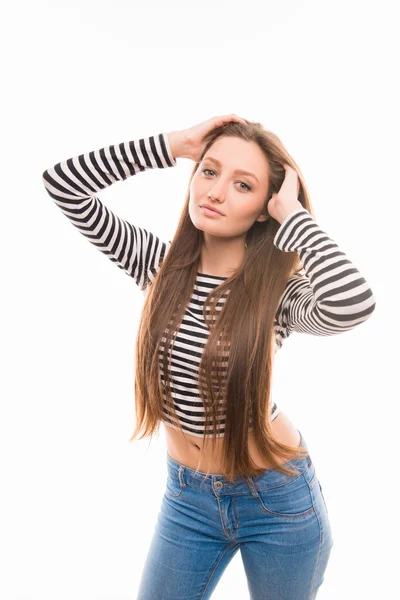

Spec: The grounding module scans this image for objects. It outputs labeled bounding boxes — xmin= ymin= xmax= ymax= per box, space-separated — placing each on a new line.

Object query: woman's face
xmin=189 ymin=136 xmax=270 ymax=239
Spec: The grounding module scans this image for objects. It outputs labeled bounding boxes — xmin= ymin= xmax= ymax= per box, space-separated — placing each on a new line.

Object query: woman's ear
xmin=256 ymin=212 xmax=270 ymax=223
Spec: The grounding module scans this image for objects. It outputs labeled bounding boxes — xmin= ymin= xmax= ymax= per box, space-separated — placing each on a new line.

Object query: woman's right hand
xmin=168 ymin=114 xmax=248 ymax=162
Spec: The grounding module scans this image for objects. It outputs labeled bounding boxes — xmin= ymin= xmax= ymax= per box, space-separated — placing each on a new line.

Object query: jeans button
xmin=214 ymin=481 xmax=223 ymax=490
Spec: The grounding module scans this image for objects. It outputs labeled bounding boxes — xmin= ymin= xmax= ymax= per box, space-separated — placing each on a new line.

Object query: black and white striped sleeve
xmin=41 ymin=132 xmax=176 ymax=291
xmin=273 ymin=207 xmax=376 ymax=338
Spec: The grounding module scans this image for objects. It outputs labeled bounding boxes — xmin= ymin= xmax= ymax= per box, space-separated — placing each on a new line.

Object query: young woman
xmin=42 ymin=114 xmax=376 ymax=599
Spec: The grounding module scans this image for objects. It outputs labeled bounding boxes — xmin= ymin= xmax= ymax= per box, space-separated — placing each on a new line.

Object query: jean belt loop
xmin=178 ymin=465 xmax=186 ymax=488
xmin=245 ymin=476 xmax=259 ymax=498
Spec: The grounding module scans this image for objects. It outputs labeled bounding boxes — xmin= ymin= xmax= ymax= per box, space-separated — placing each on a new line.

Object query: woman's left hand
xmin=267 ymin=164 xmax=304 ymax=225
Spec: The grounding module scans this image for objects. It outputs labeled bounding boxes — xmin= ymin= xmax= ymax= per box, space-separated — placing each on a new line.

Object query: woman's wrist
xmin=167 ymin=130 xmax=191 ymax=160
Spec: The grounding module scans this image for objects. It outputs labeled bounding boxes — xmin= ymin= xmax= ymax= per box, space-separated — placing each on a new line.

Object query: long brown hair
xmin=130 ymin=119 xmax=314 ymax=483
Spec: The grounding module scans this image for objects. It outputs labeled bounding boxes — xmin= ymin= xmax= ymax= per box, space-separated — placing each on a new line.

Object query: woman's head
xmin=130 ymin=119 xmax=313 ymax=482
xmin=189 ymin=135 xmax=271 ymax=245
xmin=188 ymin=120 xmax=310 ymax=275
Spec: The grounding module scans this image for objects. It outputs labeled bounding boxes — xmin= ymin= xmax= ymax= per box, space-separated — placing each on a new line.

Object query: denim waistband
xmin=166 ymin=428 xmax=312 ymax=493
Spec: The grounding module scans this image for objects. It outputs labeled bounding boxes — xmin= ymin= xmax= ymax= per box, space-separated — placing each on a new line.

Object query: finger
xmin=288 ymin=168 xmax=300 ymax=196
xmin=231 ymin=113 xmax=247 ymax=124
xmin=280 ymin=166 xmax=299 ymax=197
xmin=218 ymin=114 xmax=246 ymax=124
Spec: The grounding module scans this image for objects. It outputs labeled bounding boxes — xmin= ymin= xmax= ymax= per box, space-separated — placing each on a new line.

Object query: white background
xmin=1 ymin=1 xmax=398 ymax=598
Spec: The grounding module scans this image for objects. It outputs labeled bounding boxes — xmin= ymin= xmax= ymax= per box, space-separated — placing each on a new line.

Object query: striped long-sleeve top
xmin=42 ymin=132 xmax=376 ymax=438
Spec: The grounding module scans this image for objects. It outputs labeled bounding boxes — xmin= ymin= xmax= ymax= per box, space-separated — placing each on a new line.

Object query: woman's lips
xmin=200 ymin=205 xmax=224 ymax=217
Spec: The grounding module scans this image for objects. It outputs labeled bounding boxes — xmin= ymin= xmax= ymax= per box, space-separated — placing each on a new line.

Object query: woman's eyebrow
xmin=203 ymin=156 xmax=259 ymax=184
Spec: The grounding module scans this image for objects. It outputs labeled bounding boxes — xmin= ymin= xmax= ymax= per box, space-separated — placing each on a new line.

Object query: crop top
xmin=42 ymin=131 xmax=376 ymax=438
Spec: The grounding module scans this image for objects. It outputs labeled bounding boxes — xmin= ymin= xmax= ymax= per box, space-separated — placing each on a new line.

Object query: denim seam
xmin=254 ymin=495 xmax=315 ymax=518
xmin=187 ymin=482 xmax=258 ymax=494
xmin=254 ymin=469 xmax=305 ymax=492
xmin=199 ymin=542 xmax=237 ymax=600
xmin=304 ymin=471 xmax=323 ymax=543
xmin=215 ymin=495 xmax=237 ymax=541
xmin=245 ymin=473 xmax=315 ymax=518
xmin=310 ymin=528 xmax=322 ymax=597
xmin=233 ymin=495 xmax=239 ymax=530
xmin=318 ymin=481 xmax=329 ymax=515
xmin=165 ymin=484 xmax=184 ymax=498
xmin=302 ymin=469 xmax=324 ymax=595
xmin=166 ymin=466 xmax=185 ymax=498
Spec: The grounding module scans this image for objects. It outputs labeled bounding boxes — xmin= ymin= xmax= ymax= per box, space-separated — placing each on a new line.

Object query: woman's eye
xmin=202 ymin=168 xmax=251 ymax=191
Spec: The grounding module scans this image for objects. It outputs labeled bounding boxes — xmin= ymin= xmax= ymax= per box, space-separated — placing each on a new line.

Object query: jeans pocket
xmin=165 ymin=468 xmax=185 ymax=499
xmin=255 ymin=472 xmax=316 ymax=518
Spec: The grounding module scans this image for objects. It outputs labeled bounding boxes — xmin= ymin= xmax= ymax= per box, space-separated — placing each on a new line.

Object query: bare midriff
xmin=163 ymin=411 xmax=301 ymax=475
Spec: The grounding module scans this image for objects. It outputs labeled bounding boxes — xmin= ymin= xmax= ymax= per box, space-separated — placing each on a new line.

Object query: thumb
xmin=267 ymin=193 xmax=277 ymax=218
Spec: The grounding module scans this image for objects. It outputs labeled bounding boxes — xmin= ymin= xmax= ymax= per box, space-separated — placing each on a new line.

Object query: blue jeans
xmin=137 ymin=430 xmax=333 ymax=599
